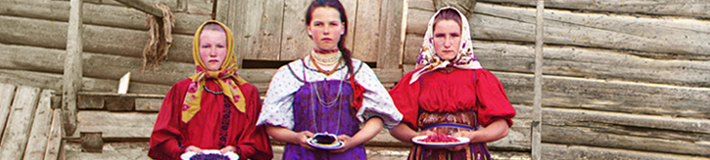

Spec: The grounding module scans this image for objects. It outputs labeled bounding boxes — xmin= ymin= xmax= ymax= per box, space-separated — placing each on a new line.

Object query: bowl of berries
xmin=412 ymin=133 xmax=470 ymax=148
xmin=180 ymin=150 xmax=239 ymax=160
xmin=307 ymin=132 xmax=344 ymax=150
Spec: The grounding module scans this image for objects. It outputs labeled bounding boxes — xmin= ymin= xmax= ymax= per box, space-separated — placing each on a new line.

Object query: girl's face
xmin=198 ymin=29 xmax=228 ymax=71
xmin=307 ymin=7 xmax=344 ymax=51
xmin=433 ymin=20 xmax=461 ymax=61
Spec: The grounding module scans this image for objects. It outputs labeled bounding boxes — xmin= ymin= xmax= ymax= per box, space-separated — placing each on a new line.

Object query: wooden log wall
xmin=405 ymin=0 xmax=710 ymax=159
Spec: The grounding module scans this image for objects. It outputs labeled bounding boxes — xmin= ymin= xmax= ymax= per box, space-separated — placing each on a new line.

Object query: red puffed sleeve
xmin=389 ymin=68 xmax=424 ymax=130
xmin=474 ymin=69 xmax=516 ymax=127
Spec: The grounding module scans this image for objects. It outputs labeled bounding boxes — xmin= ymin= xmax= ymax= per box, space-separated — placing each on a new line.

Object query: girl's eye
xmin=329 ymin=22 xmax=339 ymax=26
xmin=201 ymin=45 xmax=210 ymax=48
xmin=216 ymin=44 xmax=225 ymax=48
xmin=434 ymin=34 xmax=445 ymax=38
xmin=451 ymin=34 xmax=460 ymax=38
xmin=313 ymin=22 xmax=323 ymax=26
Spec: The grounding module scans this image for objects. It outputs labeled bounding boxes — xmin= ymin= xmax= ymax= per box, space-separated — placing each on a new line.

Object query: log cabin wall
xmin=0 ymin=0 xmax=708 ymax=159
xmin=405 ymin=0 xmax=710 ymax=159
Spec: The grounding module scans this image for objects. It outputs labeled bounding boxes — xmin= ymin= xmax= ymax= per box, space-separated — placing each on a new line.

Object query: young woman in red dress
xmin=148 ymin=20 xmax=273 ymax=160
xmin=388 ymin=7 xmax=516 ymax=160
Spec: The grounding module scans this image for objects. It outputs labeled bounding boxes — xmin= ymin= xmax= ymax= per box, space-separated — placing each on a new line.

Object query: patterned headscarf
xmin=182 ymin=20 xmax=249 ymax=123
xmin=409 ymin=7 xmax=482 ymax=84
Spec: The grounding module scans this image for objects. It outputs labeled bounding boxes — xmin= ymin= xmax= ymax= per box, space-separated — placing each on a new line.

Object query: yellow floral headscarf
xmin=182 ymin=20 xmax=248 ymax=123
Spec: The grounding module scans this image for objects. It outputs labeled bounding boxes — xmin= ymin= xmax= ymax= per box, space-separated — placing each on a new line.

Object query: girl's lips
xmin=321 ymin=37 xmax=333 ymax=41
xmin=208 ymin=59 xmax=219 ymax=62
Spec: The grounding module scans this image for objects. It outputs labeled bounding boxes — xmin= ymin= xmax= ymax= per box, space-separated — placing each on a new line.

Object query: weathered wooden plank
xmin=64 ymin=142 xmax=152 ymax=160
xmin=44 ymin=110 xmax=63 ymax=160
xmin=0 ymin=86 xmax=41 ymax=160
xmin=542 ymin=143 xmax=710 ymax=160
xmin=135 ymin=98 xmax=164 ymax=111
xmin=409 ymin=0 xmax=435 ymax=11
xmin=0 ymin=15 xmax=197 ymax=64
xmin=406 ymin=3 xmax=710 ymax=59
xmin=0 ymin=69 xmax=171 ymax=95
xmin=434 ymin=0 xmax=476 ymax=16
xmin=279 ymin=0 xmax=316 ymax=61
xmin=376 ymin=0 xmax=405 ymax=69
xmin=475 ymin=41 xmax=710 ymax=87
xmin=228 ymin=0 xmax=285 ymax=61
xmin=23 ymin=90 xmax=55 ymax=160
xmin=497 ymin=72 xmax=710 ymax=119
xmin=403 ymin=36 xmax=710 ymax=87
xmin=0 ymin=0 xmax=209 ymax=36
xmin=403 ymin=34 xmax=423 ymax=64
xmin=351 ymin=0 xmax=381 ymax=62
xmin=186 ymin=0 xmax=213 ymax=16
xmin=54 ymin=0 xmax=181 ymax=11
xmin=69 ymin=111 xmax=157 ymax=138
xmin=0 ymin=42 xmax=193 ymax=86
xmin=62 ymin=0 xmax=84 ymax=138
xmin=114 ymin=0 xmax=165 ymax=18
xmin=105 ymin=96 xmax=137 ymax=111
xmin=78 ymin=96 xmax=105 ymax=110
xmin=0 ymin=83 xmax=16 ymax=142
xmin=479 ymin=0 xmax=710 ymax=19
xmin=513 ymin=105 xmax=710 ymax=156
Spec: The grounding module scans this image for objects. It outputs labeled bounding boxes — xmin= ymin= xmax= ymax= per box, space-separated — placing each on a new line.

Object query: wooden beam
xmin=478 ymin=0 xmax=710 ymax=19
xmin=0 ymin=86 xmax=41 ymax=159
xmin=114 ymin=0 xmax=163 ymax=18
xmin=0 ymin=83 xmax=16 ymax=142
xmin=376 ymin=0 xmax=404 ymax=69
xmin=406 ymin=3 xmax=710 ymax=60
xmin=23 ymin=90 xmax=56 ymax=159
xmin=532 ymin=1 xmax=544 ymax=160
xmin=44 ymin=110 xmax=64 ymax=160
xmin=62 ymin=0 xmax=83 ymax=138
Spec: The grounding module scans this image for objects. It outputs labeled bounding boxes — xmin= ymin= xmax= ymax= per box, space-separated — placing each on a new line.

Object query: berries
xmin=314 ymin=134 xmax=336 ymax=144
xmin=190 ymin=153 xmax=230 ymax=160
xmin=420 ymin=133 xmax=460 ymax=143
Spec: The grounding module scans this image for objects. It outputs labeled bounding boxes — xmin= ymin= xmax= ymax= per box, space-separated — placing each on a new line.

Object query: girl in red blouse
xmin=388 ymin=7 xmax=516 ymax=160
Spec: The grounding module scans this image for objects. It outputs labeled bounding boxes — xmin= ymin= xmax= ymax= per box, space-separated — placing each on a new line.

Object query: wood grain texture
xmin=0 ymin=15 xmax=197 ymax=64
xmin=69 ymin=111 xmax=157 ymax=138
xmin=352 ymin=0 xmax=381 ymax=62
xmin=376 ymin=0 xmax=405 ymax=69
xmin=0 ymin=69 xmax=172 ymax=95
xmin=0 ymin=83 xmax=16 ymax=142
xmin=402 ymin=37 xmax=710 ymax=87
xmin=229 ymin=0 xmax=285 ymax=60
xmin=23 ymin=90 xmax=55 ymax=160
xmin=44 ymin=110 xmax=63 ymax=160
xmin=479 ymin=0 xmax=710 ymax=19
xmin=473 ymin=41 xmax=710 ymax=87
xmin=541 ymin=143 xmax=710 ymax=160
xmin=0 ymin=86 xmax=41 ymax=160
xmin=497 ymin=72 xmax=710 ymax=119
xmin=0 ymin=0 xmax=209 ymax=35
xmin=280 ymin=0 xmax=317 ymax=60
xmin=406 ymin=3 xmax=710 ymax=60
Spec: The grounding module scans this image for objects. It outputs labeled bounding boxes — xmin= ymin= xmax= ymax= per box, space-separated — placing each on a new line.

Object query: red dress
xmin=148 ymin=79 xmax=273 ymax=160
xmin=389 ymin=68 xmax=516 ymax=160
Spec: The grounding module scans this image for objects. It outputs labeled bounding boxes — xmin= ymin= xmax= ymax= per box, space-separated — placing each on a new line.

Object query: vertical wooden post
xmin=376 ymin=0 xmax=404 ymax=70
xmin=62 ymin=0 xmax=83 ymax=137
xmin=532 ymin=0 xmax=544 ymax=160
xmin=215 ymin=0 xmax=244 ymax=69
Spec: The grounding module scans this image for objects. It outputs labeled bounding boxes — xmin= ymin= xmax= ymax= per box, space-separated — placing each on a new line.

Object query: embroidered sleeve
xmin=257 ymin=64 xmax=303 ymax=129
xmin=352 ymin=61 xmax=403 ymax=129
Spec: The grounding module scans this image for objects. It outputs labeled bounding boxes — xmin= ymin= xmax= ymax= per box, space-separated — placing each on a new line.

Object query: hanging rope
xmin=142 ymin=4 xmax=175 ymax=71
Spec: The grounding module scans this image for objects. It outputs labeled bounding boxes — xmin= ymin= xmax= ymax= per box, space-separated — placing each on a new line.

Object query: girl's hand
xmin=219 ymin=145 xmax=236 ymax=154
xmin=295 ymin=131 xmax=315 ymax=150
xmin=185 ymin=145 xmax=203 ymax=153
xmin=330 ymin=134 xmax=353 ymax=153
xmin=447 ymin=131 xmax=475 ymax=151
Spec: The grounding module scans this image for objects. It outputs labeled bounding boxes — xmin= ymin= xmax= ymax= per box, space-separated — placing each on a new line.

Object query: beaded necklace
xmin=204 ymin=85 xmax=223 ymax=94
xmin=307 ymin=71 xmax=346 ymax=135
